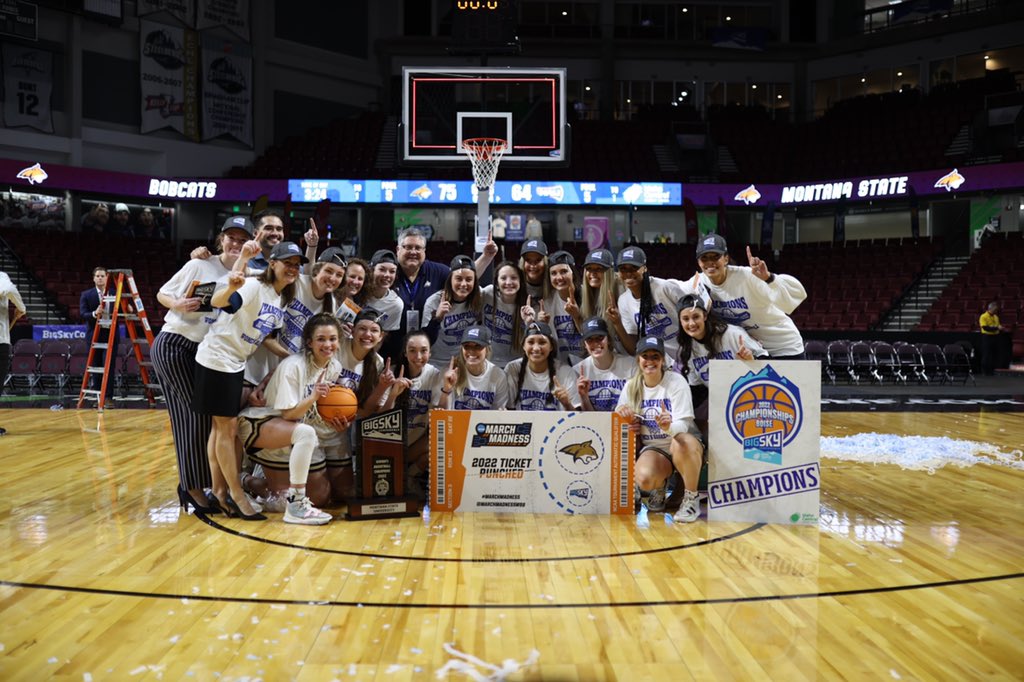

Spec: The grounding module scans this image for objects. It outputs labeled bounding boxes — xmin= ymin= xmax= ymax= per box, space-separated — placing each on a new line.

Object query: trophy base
xmin=345 ymin=495 xmax=420 ymax=520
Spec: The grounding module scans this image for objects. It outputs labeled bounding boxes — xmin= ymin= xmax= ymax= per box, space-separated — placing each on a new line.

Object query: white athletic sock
xmin=288 ymin=424 xmax=317 ymax=492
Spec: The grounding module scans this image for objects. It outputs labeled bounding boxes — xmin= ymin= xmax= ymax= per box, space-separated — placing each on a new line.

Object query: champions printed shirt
xmin=480 ymin=284 xmax=522 ymax=366
xmin=576 ymin=354 xmax=637 ymax=411
xmin=451 ymin=361 xmax=510 ymax=410
xmin=196 ymin=278 xmax=285 ymax=374
xmin=246 ymin=274 xmax=330 ymax=385
xmin=403 ymin=363 xmax=444 ymax=445
xmin=364 ymin=288 xmax=404 ymax=332
xmin=543 ymin=290 xmax=583 ymax=366
xmin=423 ymin=291 xmax=481 ymax=369
xmin=699 ymin=266 xmax=806 ymax=357
xmin=504 ymin=358 xmax=579 ymax=411
xmin=158 ymin=257 xmax=232 ymax=342
xmin=683 ymin=324 xmax=767 ymax=386
xmin=616 ymin=371 xmax=698 ymax=451
xmin=617 ymin=277 xmax=695 ymax=362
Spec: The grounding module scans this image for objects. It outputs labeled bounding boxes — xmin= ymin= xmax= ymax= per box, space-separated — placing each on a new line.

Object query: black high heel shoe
xmin=224 ymin=494 xmax=267 ymax=521
xmin=177 ymin=485 xmax=221 ymax=515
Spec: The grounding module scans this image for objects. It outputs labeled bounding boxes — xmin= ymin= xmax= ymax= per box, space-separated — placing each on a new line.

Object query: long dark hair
xmin=637 ymin=271 xmax=654 ymax=337
xmin=675 ymin=304 xmax=730 ymax=380
xmin=490 ymin=260 xmax=528 ymax=353
xmin=351 ymin=311 xmax=383 ymax=406
xmin=514 ymin=330 xmax=558 ymax=409
xmin=257 ymin=261 xmax=296 ymax=306
xmin=310 ymin=262 xmax=337 ymax=315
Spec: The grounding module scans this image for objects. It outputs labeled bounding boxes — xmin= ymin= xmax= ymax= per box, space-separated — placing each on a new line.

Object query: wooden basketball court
xmin=1 ymin=406 xmax=1022 ymax=680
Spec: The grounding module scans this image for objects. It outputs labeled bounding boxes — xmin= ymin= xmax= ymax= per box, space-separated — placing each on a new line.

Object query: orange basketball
xmin=317 ymin=386 xmax=359 ymax=420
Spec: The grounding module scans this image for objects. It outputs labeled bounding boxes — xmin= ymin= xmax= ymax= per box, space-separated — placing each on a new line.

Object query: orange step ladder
xmin=77 ymin=269 xmax=161 ymax=410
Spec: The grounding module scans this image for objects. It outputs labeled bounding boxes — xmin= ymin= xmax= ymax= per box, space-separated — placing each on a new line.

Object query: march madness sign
xmin=429 ymin=410 xmax=635 ymax=515
xmin=707 ymin=360 xmax=821 ymax=524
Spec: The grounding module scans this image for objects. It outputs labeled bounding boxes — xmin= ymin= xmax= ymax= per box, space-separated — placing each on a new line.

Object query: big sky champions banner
xmin=140 ymin=20 xmax=199 ymax=140
xmin=2 ymin=45 xmax=54 ymax=133
xmin=201 ymin=33 xmax=252 ymax=146
xmin=137 ymin=0 xmax=196 ymax=26
xmin=707 ymin=360 xmax=821 ymax=524
xmin=197 ymin=0 xmax=250 ymax=41
xmin=429 ymin=410 xmax=635 ymax=515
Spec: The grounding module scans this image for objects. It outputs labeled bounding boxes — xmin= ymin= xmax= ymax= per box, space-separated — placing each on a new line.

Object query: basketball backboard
xmin=401 ymin=67 xmax=568 ymax=165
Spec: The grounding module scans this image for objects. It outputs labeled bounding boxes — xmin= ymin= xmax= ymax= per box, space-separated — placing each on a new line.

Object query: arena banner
xmin=429 ymin=410 xmax=635 ymax=515
xmin=2 ymin=44 xmax=54 ymax=133
xmin=197 ymin=0 xmax=250 ymax=41
xmin=137 ymin=0 xmax=196 ymax=27
xmin=140 ymin=20 xmax=199 ymax=140
xmin=200 ymin=33 xmax=252 ymax=146
xmin=707 ymin=360 xmax=821 ymax=525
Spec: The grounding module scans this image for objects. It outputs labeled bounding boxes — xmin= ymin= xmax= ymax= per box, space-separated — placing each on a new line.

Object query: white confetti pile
xmin=436 ymin=643 xmax=540 ymax=681
xmin=820 ymin=433 xmax=1024 ymax=473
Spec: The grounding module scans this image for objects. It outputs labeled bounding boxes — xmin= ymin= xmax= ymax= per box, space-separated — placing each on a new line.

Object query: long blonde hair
xmin=621 ymin=355 xmax=664 ymax=412
xmin=581 ymin=266 xmax=623 ymax=347
xmin=453 ymin=344 xmax=492 ymax=396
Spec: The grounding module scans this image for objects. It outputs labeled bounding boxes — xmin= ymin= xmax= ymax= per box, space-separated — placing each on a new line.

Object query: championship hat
xmin=616 ymin=246 xmax=647 ymax=269
xmin=583 ymin=249 xmax=614 ymax=268
xmin=548 ymin=250 xmax=576 ymax=266
xmin=461 ymin=325 xmax=491 ymax=347
xmin=269 ymin=241 xmax=309 ymax=264
xmin=520 ymin=239 xmax=548 ymax=257
xmin=316 ymin=246 xmax=347 ymax=267
xmin=696 ymin=233 xmax=728 ymax=257
xmin=581 ymin=316 xmax=610 ymax=340
xmin=636 ymin=335 xmax=665 ymax=356
xmin=370 ymin=249 xmax=398 ymax=266
xmin=220 ymin=215 xmax=254 ymax=236
xmin=450 ymin=254 xmax=475 ymax=271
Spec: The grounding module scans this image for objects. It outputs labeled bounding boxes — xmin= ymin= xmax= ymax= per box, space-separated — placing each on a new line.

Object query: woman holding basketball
xmin=446 ymin=325 xmax=510 ymax=410
xmin=193 ymin=240 xmax=307 ymax=520
xmin=326 ymin=308 xmax=397 ymax=501
xmin=505 ymin=321 xmax=579 ymax=411
xmin=237 ymin=314 xmax=350 ymax=524
xmin=422 ymin=255 xmax=483 ymax=369
xmin=615 ymin=335 xmax=703 ymax=523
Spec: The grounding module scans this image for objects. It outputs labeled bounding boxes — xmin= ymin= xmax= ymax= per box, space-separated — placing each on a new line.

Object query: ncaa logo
xmin=725 ymin=365 xmax=802 ymax=466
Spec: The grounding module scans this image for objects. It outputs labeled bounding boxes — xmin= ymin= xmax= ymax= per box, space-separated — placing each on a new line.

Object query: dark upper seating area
xmin=915 ymin=231 xmax=1024 ymax=334
xmin=224 ymin=72 xmax=1014 ymax=184
xmin=0 ymin=228 xmax=180 ymax=326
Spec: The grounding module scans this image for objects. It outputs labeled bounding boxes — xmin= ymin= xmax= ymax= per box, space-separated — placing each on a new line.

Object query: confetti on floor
xmin=820 ymin=433 xmax=1024 ymax=472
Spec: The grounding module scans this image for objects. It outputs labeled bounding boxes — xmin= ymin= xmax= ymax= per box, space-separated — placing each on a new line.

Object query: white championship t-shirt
xmin=158 ymin=257 xmax=232 ymax=343
xmin=504 ymin=358 xmax=579 ymax=411
xmin=576 ymin=354 xmax=637 ymax=411
xmin=422 ymin=291 xmax=481 ymax=369
xmin=451 ymin=361 xmax=510 ymax=410
xmin=196 ymin=278 xmax=285 ymax=374
xmin=617 ymin=276 xmax=695 ymax=362
xmin=683 ymin=324 xmax=766 ymax=386
xmin=616 ymin=371 xmax=697 ymax=451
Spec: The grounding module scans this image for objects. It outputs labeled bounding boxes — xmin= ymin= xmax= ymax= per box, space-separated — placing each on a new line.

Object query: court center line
xmin=2 ymin=572 xmax=1021 ymax=610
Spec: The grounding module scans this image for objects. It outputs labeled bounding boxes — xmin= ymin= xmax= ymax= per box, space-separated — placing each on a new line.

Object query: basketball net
xmin=461 ymin=137 xmax=507 ymax=191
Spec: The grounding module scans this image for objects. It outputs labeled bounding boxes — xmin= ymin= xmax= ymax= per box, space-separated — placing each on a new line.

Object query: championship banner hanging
xmin=140 ymin=20 xmax=199 ymax=140
xmin=197 ymin=0 xmax=250 ymax=42
xmin=429 ymin=410 xmax=635 ymax=515
xmin=201 ymin=33 xmax=252 ymax=146
xmin=707 ymin=360 xmax=821 ymax=525
xmin=2 ymin=45 xmax=54 ymax=133
xmin=137 ymin=0 xmax=196 ymax=27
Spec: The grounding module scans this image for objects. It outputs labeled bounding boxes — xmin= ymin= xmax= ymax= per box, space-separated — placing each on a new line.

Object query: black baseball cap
xmin=520 ymin=239 xmax=548 ymax=257
xmin=525 ymin=320 xmax=555 ymax=340
xmin=581 ymin=317 xmax=610 ymax=340
xmin=549 ymin=250 xmax=576 ymax=267
xmin=450 ymin=254 xmax=475 ymax=271
xmin=696 ymin=233 xmax=728 ymax=257
xmin=316 ymin=246 xmax=347 ymax=266
xmin=269 ymin=241 xmax=309 ymax=264
xmin=616 ymin=246 xmax=647 ymax=269
xmin=636 ymin=335 xmax=665 ymax=355
xmin=461 ymin=325 xmax=491 ymax=347
xmin=220 ymin=215 xmax=254 ymax=236
xmin=370 ymin=249 xmax=398 ymax=266
xmin=584 ymin=249 xmax=614 ymax=268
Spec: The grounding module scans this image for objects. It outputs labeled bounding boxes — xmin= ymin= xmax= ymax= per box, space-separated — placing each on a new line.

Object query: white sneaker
xmin=644 ymin=483 xmax=668 ymax=512
xmin=673 ymin=490 xmax=701 ymax=523
xmin=283 ymin=496 xmax=331 ymax=525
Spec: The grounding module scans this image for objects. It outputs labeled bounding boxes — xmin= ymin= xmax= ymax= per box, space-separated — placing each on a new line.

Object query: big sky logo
xmin=726 ymin=365 xmax=802 ymax=465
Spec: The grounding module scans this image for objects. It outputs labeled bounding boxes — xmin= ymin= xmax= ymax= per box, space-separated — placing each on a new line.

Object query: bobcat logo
xmin=559 ymin=440 xmax=598 ymax=464
xmin=734 ymin=185 xmax=761 ymax=205
xmin=934 ymin=169 xmax=965 ymax=192
xmin=16 ymin=163 xmax=47 ymax=185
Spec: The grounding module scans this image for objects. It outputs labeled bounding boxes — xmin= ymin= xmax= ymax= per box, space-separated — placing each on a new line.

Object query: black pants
xmin=980 ymin=334 xmax=998 ymax=375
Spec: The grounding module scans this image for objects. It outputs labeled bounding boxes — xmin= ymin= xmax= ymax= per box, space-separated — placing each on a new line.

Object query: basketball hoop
xmin=461 ymin=137 xmax=507 ymax=190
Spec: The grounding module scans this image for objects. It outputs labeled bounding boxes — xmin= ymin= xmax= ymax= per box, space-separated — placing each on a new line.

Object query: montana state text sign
xmin=429 ymin=410 xmax=635 ymax=514
xmin=707 ymin=360 xmax=821 ymax=525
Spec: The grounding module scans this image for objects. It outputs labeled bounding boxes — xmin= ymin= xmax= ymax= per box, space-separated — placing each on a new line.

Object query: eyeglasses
xmin=399 ymin=243 xmax=425 ymax=252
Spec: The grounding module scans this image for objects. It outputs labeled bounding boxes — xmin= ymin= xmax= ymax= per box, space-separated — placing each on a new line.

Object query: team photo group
xmin=157 ymin=208 xmax=806 ymax=527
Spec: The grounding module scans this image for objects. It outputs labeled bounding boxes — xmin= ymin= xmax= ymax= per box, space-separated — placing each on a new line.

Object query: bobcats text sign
xmin=429 ymin=410 xmax=635 ymax=515
xmin=708 ymin=360 xmax=821 ymax=524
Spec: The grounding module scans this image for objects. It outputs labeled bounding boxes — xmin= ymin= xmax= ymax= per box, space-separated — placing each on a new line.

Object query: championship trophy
xmin=346 ymin=408 xmax=419 ymax=520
